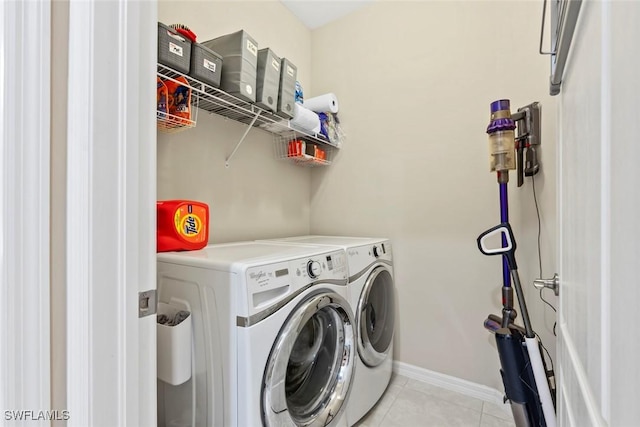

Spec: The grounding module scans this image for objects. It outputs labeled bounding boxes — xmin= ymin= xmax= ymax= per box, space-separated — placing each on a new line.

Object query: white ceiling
xmin=280 ymin=1 xmax=374 ymax=30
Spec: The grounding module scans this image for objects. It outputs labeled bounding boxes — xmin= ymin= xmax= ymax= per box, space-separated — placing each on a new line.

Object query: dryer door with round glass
xmin=357 ymin=266 xmax=395 ymax=367
xmin=262 ymin=291 xmax=355 ymax=427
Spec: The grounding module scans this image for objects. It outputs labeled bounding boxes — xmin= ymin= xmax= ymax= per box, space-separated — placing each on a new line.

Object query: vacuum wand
xmin=499 ymin=180 xmax=511 ymax=289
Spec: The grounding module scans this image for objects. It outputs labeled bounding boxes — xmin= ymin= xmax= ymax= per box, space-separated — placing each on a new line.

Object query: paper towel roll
xmin=303 ymin=93 xmax=339 ymax=113
xmin=290 ymin=104 xmax=321 ymax=135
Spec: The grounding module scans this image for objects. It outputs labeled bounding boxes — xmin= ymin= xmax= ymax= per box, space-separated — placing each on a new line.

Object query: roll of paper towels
xmin=303 ymin=93 xmax=339 ymax=113
xmin=290 ymin=103 xmax=321 ymax=134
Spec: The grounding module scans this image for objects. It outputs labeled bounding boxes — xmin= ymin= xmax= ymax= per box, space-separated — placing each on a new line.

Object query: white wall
xmin=309 ymin=1 xmax=558 ymax=389
xmin=51 ymin=1 xmax=69 ymax=422
xmin=157 ymin=1 xmax=315 ymax=243
xmin=156 ymin=0 xmax=558 ymax=391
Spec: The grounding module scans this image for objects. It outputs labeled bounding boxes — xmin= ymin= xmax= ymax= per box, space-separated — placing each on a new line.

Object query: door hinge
xmin=139 ymin=289 xmax=157 ymax=318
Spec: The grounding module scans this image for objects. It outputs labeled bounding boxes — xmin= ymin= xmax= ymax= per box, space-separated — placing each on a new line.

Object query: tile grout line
xmin=481 ymin=399 xmax=515 ymax=423
xmin=381 ymin=379 xmax=485 ymax=427
xmin=371 ymin=375 xmax=514 ymax=426
xmin=373 ymin=378 xmax=408 ymax=427
xmin=403 ymin=378 xmax=485 ymax=415
xmin=375 ymin=397 xmax=398 ymax=427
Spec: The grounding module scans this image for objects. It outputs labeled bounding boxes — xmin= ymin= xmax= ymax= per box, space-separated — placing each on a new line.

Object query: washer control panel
xmin=307 ymin=260 xmax=322 ymax=278
xmin=245 ymin=249 xmax=347 ymax=314
xmin=288 ymin=249 xmax=346 ymax=281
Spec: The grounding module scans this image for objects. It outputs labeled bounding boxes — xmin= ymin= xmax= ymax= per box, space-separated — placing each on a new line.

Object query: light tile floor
xmin=354 ymin=374 xmax=516 ymax=427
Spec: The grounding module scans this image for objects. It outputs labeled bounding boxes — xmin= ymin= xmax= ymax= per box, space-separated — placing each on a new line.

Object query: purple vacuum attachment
xmin=486 ymin=99 xmax=516 ymax=175
xmin=487 ymin=100 xmax=516 ymax=134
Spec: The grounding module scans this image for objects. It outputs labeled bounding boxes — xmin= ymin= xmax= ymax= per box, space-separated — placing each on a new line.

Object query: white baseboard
xmin=393 ymin=361 xmax=504 ymax=405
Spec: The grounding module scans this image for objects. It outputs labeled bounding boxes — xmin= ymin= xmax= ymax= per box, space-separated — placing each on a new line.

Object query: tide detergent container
xmin=157 ymin=200 xmax=209 ymax=252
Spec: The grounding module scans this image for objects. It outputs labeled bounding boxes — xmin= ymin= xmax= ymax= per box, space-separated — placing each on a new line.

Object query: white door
xmin=65 ymin=0 xmax=158 ymax=425
xmin=557 ymin=1 xmax=640 ymax=426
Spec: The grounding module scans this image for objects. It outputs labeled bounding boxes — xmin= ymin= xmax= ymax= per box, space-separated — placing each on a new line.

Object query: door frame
xmin=0 ymin=0 xmax=52 ymax=417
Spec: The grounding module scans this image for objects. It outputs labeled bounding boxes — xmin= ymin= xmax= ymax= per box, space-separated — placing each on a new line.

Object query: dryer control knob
xmin=307 ymin=260 xmax=322 ymax=278
xmin=373 ymin=245 xmax=380 ymax=258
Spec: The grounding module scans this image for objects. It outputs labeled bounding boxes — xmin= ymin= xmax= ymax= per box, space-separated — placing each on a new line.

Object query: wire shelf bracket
xmin=225 ymin=111 xmax=261 ymax=168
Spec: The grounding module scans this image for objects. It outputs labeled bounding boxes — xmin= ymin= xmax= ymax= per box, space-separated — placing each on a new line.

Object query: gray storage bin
xmin=189 ymin=43 xmax=223 ymax=88
xmin=202 ymin=30 xmax=258 ymax=103
xmin=158 ymin=22 xmax=192 ymax=74
xmin=277 ymin=58 xmax=297 ymax=119
xmin=255 ymin=48 xmax=281 ymax=113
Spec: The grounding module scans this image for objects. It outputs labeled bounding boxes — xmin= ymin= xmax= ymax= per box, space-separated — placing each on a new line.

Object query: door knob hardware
xmin=533 ymin=273 xmax=559 ymax=296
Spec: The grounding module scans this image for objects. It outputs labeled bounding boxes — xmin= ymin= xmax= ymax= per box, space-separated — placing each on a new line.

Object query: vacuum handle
xmin=477 ymin=223 xmax=518 ymax=270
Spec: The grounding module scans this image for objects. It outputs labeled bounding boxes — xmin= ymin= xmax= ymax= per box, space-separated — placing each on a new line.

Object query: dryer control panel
xmin=244 ymin=249 xmax=347 ymax=316
xmin=347 ymin=241 xmax=393 ymax=278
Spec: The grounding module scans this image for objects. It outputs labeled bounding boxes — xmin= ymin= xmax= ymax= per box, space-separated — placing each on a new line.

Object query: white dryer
xmin=261 ymin=236 xmax=396 ymax=426
xmin=157 ymin=241 xmax=356 ymax=427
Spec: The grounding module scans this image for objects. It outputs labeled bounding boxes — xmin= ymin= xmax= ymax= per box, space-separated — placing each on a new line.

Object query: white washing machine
xmin=261 ymin=236 xmax=396 ymax=426
xmin=157 ymin=241 xmax=356 ymax=427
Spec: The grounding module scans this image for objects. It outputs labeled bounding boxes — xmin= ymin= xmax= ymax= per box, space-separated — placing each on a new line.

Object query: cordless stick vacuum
xmin=478 ymin=100 xmax=556 ymax=427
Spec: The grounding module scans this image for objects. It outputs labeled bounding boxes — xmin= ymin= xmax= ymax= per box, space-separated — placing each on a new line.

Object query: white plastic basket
xmin=157 ymin=302 xmax=192 ymax=385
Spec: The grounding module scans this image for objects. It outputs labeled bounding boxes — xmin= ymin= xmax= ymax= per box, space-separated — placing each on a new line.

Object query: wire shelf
xmin=156 ymin=107 xmax=197 ymax=133
xmin=157 ymin=63 xmax=339 ymax=150
xmin=274 ymin=133 xmax=336 ymax=167
xmin=157 ymin=75 xmax=199 ymax=134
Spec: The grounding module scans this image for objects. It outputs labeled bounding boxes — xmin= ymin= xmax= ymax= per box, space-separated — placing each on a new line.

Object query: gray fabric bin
xmin=157 ymin=22 xmax=192 ymax=74
xmin=255 ymin=48 xmax=281 ymax=113
xmin=277 ymin=58 xmax=297 ymax=119
xmin=202 ymin=30 xmax=258 ymax=103
xmin=189 ymin=43 xmax=223 ymax=88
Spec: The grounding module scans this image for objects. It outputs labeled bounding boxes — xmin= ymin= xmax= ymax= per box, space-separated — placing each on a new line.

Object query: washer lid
xmin=156 ymin=241 xmax=339 ymax=271
xmin=265 ymin=235 xmax=387 ymax=248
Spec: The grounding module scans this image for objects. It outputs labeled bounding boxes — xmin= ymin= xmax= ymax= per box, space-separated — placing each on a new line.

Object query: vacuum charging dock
xmin=512 ymin=103 xmax=541 ymax=187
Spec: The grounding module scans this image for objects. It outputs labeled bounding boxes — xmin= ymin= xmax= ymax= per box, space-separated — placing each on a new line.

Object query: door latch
xmin=139 ymin=290 xmax=157 ymax=318
xmin=533 ymin=273 xmax=559 ymax=296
